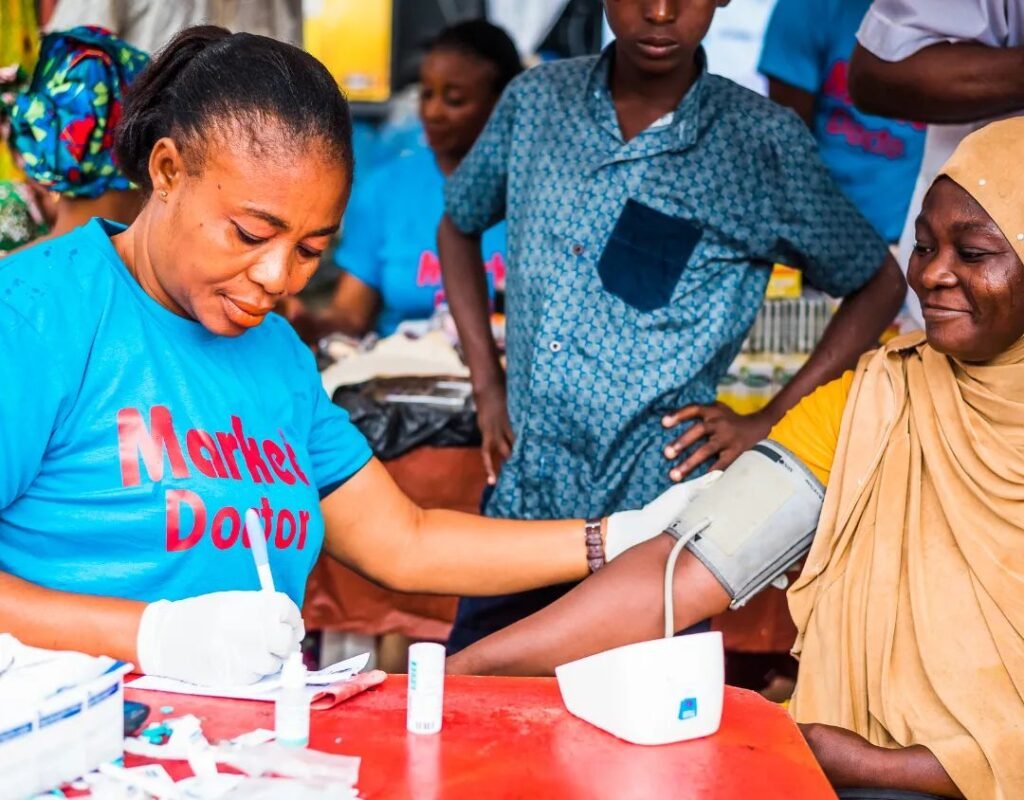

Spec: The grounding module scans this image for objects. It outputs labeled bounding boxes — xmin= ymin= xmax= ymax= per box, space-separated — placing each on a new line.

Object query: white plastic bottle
xmin=275 ymin=650 xmax=310 ymax=747
xmin=407 ymin=642 xmax=445 ymax=735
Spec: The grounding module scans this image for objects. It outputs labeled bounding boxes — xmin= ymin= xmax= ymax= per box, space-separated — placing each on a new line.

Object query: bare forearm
xmin=312 ymin=304 xmax=371 ymax=339
xmin=816 ymin=733 xmax=962 ymax=797
xmin=447 ymin=533 xmax=731 ymax=676
xmin=850 ymin=43 xmax=1024 ymax=123
xmin=438 ymin=214 xmax=503 ymax=392
xmin=764 ymin=255 xmax=903 ymax=425
xmin=0 ymin=570 xmax=143 ymax=662
xmin=767 ymin=79 xmax=815 ymax=127
xmin=391 ymin=508 xmax=589 ymax=595
xmin=321 ymin=461 xmax=590 ymax=595
xmin=278 ymin=299 xmax=371 ymax=344
xmin=314 ymin=275 xmax=380 ymax=339
xmin=872 ymin=746 xmax=963 ymax=798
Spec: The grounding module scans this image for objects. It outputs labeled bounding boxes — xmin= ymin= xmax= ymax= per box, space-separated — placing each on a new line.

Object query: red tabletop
xmin=126 ymin=675 xmax=835 ymax=799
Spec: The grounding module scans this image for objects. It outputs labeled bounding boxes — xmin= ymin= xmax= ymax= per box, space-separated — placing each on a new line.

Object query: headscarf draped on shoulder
xmin=788 ymin=117 xmax=1024 ymax=800
xmin=9 ymin=26 xmax=148 ymax=198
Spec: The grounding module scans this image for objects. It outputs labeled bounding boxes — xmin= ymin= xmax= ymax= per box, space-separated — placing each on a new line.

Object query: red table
xmin=126 ymin=675 xmax=835 ymax=799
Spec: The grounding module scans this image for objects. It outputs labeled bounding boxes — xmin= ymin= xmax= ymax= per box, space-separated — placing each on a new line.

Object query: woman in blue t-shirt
xmin=758 ymin=0 xmax=925 ymax=244
xmin=288 ymin=20 xmax=519 ymax=339
xmin=0 ymin=26 xmax=705 ymax=687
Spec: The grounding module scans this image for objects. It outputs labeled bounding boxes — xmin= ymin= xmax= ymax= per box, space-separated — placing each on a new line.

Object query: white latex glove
xmin=0 ymin=634 xmax=13 ymax=676
xmin=136 ymin=591 xmax=305 ymax=686
xmin=605 ymin=471 xmax=723 ymax=561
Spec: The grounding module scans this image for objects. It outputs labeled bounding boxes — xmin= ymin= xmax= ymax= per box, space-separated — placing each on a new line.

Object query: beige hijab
xmin=788 ymin=118 xmax=1024 ymax=800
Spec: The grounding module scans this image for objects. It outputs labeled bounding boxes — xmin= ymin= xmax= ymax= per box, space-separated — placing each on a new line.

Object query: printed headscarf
xmin=9 ymin=27 xmax=148 ymax=198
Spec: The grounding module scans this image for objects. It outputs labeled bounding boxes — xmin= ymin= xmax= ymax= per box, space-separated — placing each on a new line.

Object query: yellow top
xmin=766 ymin=371 xmax=852 ymax=486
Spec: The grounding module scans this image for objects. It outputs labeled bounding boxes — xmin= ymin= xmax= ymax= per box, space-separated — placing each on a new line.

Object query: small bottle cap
xmin=281 ymin=649 xmax=306 ymax=687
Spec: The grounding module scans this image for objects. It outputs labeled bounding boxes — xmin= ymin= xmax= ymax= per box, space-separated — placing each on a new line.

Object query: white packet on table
xmin=214 ymin=741 xmax=360 ymax=784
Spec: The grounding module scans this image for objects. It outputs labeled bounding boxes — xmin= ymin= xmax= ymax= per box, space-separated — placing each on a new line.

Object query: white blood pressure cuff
xmin=665 ymin=440 xmax=825 ymax=609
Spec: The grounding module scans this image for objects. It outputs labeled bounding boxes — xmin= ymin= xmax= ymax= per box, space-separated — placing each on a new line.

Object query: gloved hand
xmin=605 ymin=471 xmax=722 ymax=561
xmin=136 ymin=591 xmax=305 ymax=686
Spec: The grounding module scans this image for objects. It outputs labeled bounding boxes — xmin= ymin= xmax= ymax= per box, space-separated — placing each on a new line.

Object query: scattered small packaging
xmin=124 ymin=714 xmax=210 ymax=762
xmin=140 ymin=722 xmax=172 ymax=745
xmin=228 ymin=729 xmax=276 ymax=748
xmin=214 ymin=742 xmax=360 ymax=786
xmin=88 ymin=763 xmax=178 ymax=799
xmin=175 ymin=773 xmax=244 ymax=800
xmin=216 ymin=778 xmax=355 ymax=799
xmin=119 ymin=717 xmax=361 ymax=798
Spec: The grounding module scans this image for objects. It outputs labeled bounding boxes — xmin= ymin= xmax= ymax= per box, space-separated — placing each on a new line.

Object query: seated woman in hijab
xmin=3 ymin=26 xmax=147 ymax=253
xmin=448 ymin=118 xmax=1024 ymax=799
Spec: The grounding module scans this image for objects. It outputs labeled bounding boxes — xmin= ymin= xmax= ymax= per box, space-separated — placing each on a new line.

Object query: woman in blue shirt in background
xmin=291 ymin=20 xmax=519 ymax=339
xmin=758 ymin=0 xmax=925 ymax=244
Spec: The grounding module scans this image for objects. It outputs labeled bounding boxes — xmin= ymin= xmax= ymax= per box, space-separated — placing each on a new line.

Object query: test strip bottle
xmin=407 ymin=642 xmax=445 ymax=735
xmin=276 ymin=650 xmax=310 ymax=747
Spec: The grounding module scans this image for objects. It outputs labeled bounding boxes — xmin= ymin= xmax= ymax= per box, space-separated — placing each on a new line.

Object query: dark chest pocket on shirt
xmin=596 ymin=199 xmax=702 ymax=312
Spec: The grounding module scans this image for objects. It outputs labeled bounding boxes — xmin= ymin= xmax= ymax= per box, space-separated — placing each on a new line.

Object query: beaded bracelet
xmin=584 ymin=518 xmax=605 ymax=573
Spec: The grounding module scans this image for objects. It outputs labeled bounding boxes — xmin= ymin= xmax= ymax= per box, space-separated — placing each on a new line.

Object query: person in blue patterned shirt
xmin=439 ymin=0 xmax=905 ymax=652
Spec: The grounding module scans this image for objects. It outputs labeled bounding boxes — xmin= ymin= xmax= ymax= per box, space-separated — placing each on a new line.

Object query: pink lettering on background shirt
xmin=417 ymin=250 xmax=507 ymax=290
xmin=417 ymin=251 xmax=442 ymax=287
xmin=419 ymin=250 xmax=508 ymax=310
xmin=822 ymin=60 xmax=853 ymax=106
xmin=486 ymin=253 xmax=506 ymax=286
xmin=823 ymin=61 xmax=926 ymax=133
xmin=826 ymin=109 xmax=906 ymax=159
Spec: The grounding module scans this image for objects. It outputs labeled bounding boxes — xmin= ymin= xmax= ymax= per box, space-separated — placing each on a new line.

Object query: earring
xmin=158 ymin=190 xmax=168 ymax=201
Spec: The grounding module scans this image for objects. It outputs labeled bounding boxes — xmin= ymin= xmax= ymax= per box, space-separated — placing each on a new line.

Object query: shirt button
xmin=549 ymin=340 xmax=563 ymax=353
xmin=571 ymin=243 xmax=584 ymax=256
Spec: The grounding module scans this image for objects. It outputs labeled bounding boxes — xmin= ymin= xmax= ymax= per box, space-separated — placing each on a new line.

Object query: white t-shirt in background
xmin=857 ymin=0 xmax=1024 ymax=328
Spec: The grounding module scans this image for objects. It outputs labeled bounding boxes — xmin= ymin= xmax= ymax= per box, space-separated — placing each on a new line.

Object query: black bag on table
xmin=332 ymin=377 xmax=481 ymax=461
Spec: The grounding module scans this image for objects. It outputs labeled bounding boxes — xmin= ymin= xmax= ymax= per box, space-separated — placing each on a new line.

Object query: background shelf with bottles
xmin=718 ymin=265 xmax=838 ymax=414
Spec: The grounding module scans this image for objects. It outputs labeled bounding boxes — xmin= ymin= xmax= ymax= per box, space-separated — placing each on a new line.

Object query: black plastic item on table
xmin=332 ymin=377 xmax=481 ymax=461
xmin=123 ymin=700 xmax=150 ymax=736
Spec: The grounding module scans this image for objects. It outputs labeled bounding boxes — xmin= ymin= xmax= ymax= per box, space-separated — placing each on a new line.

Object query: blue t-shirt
xmin=0 ymin=220 xmax=372 ymax=606
xmin=335 ymin=146 xmax=507 ymax=336
xmin=758 ymin=0 xmax=925 ymax=242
